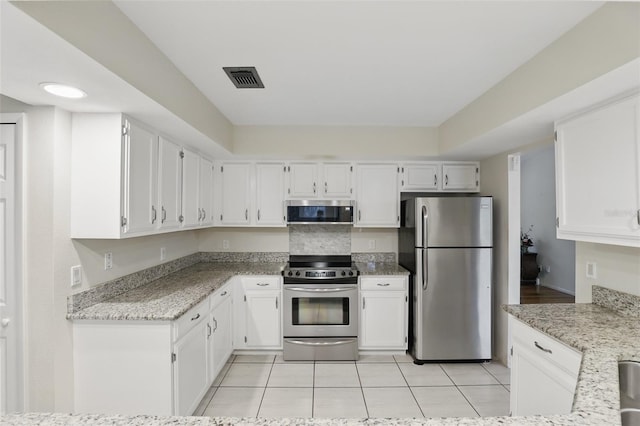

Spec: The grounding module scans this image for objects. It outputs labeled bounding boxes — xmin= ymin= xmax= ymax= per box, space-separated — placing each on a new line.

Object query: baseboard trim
xmin=540 ymin=283 xmax=575 ymax=296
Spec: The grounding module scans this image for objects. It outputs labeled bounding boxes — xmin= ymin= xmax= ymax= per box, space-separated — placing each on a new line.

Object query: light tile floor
xmin=195 ymin=354 xmax=510 ymax=419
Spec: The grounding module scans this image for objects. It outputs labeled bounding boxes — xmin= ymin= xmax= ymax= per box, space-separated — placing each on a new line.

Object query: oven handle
xmin=285 ymin=287 xmax=356 ymax=293
xmin=285 ymin=339 xmax=356 ymax=346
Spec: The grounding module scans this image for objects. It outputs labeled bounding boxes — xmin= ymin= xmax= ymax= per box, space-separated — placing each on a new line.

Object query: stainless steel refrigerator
xmin=399 ymin=196 xmax=492 ymax=363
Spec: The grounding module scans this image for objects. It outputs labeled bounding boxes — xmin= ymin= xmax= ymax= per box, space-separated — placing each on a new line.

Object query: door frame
xmin=507 ymin=153 xmax=521 ymax=368
xmin=0 ymin=113 xmax=24 ymax=412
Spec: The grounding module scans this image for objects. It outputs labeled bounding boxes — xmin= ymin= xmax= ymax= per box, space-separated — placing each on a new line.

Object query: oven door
xmin=283 ymin=283 xmax=358 ymax=337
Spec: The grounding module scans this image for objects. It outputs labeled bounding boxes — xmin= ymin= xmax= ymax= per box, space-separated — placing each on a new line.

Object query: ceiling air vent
xmin=223 ymin=66 xmax=265 ymax=89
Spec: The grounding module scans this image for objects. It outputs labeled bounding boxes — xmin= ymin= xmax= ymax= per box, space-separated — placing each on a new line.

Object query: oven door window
xmin=292 ymin=297 xmax=350 ymax=325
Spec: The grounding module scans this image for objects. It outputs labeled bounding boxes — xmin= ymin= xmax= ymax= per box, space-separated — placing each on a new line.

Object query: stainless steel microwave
xmin=286 ymin=200 xmax=354 ymax=225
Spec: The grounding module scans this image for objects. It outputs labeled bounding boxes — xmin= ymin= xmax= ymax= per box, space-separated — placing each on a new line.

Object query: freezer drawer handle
xmin=534 ymin=341 xmax=552 ymax=354
xmin=377 ymin=283 xmax=390 ymax=287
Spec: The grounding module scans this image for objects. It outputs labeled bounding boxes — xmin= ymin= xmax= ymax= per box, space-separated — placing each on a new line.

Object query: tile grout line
xmin=254 ymin=355 xmax=276 ymax=418
xmin=354 ymin=360 xmax=370 ymax=418
xmin=311 ymin=361 xmax=316 ymax=418
xmin=396 ymin=356 xmax=426 ymax=418
xmin=438 ymin=364 xmax=482 ymax=418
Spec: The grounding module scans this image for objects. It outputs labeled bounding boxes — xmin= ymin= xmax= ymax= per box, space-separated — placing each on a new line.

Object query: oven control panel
xmin=283 ymin=268 xmax=358 ymax=279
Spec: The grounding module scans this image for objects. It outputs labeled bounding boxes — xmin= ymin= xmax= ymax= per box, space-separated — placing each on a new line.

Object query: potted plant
xmin=521 ymin=225 xmax=534 ymax=254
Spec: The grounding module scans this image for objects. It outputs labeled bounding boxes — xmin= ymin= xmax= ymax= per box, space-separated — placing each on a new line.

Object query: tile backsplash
xmin=289 ymin=225 xmax=351 ymax=255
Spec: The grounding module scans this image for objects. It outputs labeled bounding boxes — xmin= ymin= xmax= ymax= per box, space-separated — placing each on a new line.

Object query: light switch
xmin=104 ymin=252 xmax=113 ymax=270
xmin=71 ymin=265 xmax=82 ymax=287
xmin=586 ymin=262 xmax=597 ymax=279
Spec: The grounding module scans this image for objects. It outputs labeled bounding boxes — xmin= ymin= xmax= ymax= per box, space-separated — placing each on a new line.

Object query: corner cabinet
xmin=355 ymin=164 xmax=400 ymax=227
xmin=509 ymin=317 xmax=582 ymax=416
xmin=359 ymin=276 xmax=408 ymax=350
xmin=234 ymin=276 xmax=282 ymax=350
xmin=555 ymin=93 xmax=640 ymax=247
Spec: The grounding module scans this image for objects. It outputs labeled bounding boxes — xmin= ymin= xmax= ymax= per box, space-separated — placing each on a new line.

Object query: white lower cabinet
xmin=208 ymin=282 xmax=233 ymax=382
xmin=234 ymin=276 xmax=282 ymax=349
xmin=173 ymin=316 xmax=209 ymax=416
xmin=359 ymin=276 xmax=408 ymax=350
xmin=510 ymin=317 xmax=582 ymax=416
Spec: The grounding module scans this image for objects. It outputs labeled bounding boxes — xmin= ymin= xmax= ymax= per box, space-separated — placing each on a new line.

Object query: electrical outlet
xmin=160 ymin=247 xmax=167 ymax=261
xmin=368 ymin=239 xmax=376 ymax=249
xmin=222 ymin=240 xmax=230 ymax=250
xmin=545 ymin=266 xmax=551 ymax=273
xmin=104 ymin=252 xmax=113 ymax=270
xmin=71 ymin=265 xmax=82 ymax=287
xmin=586 ymin=262 xmax=597 ymax=279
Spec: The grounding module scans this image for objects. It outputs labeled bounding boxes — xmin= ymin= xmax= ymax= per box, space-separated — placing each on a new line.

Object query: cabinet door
xmin=442 ymin=163 xmax=479 ymax=191
xmin=199 ymin=157 xmax=214 ymax=226
xmin=555 ymin=94 xmax=640 ymax=247
xmin=245 ymin=291 xmax=281 ymax=348
xmin=400 ymin=163 xmax=440 ymax=191
xmin=219 ymin=163 xmax=252 ymax=225
xmin=209 ymin=293 xmax=233 ymax=383
xmin=173 ymin=319 xmax=208 ymax=416
xmin=158 ymin=137 xmax=182 ymax=230
xmin=256 ymin=163 xmax=286 ymax=226
xmin=355 ymin=164 xmax=399 ymax=227
xmin=123 ymin=119 xmax=158 ymax=234
xmin=323 ymin=163 xmax=353 ymax=198
xmin=287 ymin=163 xmax=318 ymax=198
xmin=181 ymin=148 xmax=200 ymax=228
xmin=360 ymin=291 xmax=407 ymax=349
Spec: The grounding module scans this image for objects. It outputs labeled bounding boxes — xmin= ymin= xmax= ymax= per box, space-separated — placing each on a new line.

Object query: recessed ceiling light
xmin=39 ymin=82 xmax=87 ymax=99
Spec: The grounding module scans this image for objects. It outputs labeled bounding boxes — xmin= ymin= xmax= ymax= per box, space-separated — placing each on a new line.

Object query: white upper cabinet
xmin=322 ymin=162 xmax=353 ymax=198
xmin=287 ymin=162 xmax=319 ymax=198
xmin=400 ymin=162 xmax=440 ymax=191
xmin=199 ymin=157 xmax=214 ymax=226
xmin=555 ymin=93 xmax=640 ymax=247
xmin=256 ymin=163 xmax=286 ymax=226
xmin=441 ymin=162 xmax=480 ymax=192
xmin=181 ymin=148 xmax=201 ymax=228
xmin=71 ymin=114 xmax=160 ymax=238
xmin=158 ymin=137 xmax=182 ymax=230
xmin=355 ymin=164 xmax=400 ymax=227
xmin=286 ymin=162 xmax=353 ymax=199
xmin=216 ymin=162 xmax=252 ymax=226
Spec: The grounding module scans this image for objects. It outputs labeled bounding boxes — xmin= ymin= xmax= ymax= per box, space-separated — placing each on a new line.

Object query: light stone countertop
xmin=355 ymin=262 xmax=410 ymax=276
xmin=67 ymin=262 xmax=285 ymax=321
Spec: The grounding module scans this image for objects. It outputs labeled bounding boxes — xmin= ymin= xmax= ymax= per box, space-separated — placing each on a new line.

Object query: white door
xmin=360 ymin=291 xmax=407 ymax=349
xmin=181 ymin=148 xmax=200 ymax=228
xmin=256 ymin=163 xmax=285 ymax=226
xmin=199 ymin=158 xmax=214 ymax=226
xmin=158 ymin=137 xmax=182 ymax=230
xmin=287 ymin=163 xmax=318 ymax=198
xmin=123 ymin=119 xmax=158 ymax=234
xmin=210 ymin=294 xmax=233 ymax=382
xmin=356 ymin=164 xmax=399 ymax=227
xmin=323 ymin=163 xmax=353 ymax=198
xmin=219 ymin=163 xmax=251 ymax=225
xmin=401 ymin=163 xmax=440 ymax=191
xmin=173 ymin=320 xmax=208 ymax=416
xmin=0 ymin=123 xmax=19 ymax=414
xmin=245 ymin=291 xmax=281 ymax=348
xmin=442 ymin=163 xmax=479 ymax=191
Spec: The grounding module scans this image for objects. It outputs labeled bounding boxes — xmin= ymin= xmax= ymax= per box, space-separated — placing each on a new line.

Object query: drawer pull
xmin=257 ymin=282 xmax=270 ymax=286
xmin=191 ymin=313 xmax=201 ymax=321
xmin=534 ymin=341 xmax=552 ymax=354
xmin=220 ymin=291 xmax=228 ymax=296
xmin=377 ymin=283 xmax=390 ymax=287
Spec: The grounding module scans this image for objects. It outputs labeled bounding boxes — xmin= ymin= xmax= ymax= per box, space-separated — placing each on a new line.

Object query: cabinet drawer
xmin=209 ymin=282 xmax=233 ymax=310
xmin=241 ymin=276 xmax=281 ymax=290
xmin=512 ymin=318 xmax=581 ymax=377
xmin=360 ymin=276 xmax=407 ymax=291
xmin=173 ymin=298 xmax=208 ymax=341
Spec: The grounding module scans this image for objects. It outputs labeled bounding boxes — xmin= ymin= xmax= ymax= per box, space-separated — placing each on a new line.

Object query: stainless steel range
xmin=282 ymin=255 xmax=359 ymax=361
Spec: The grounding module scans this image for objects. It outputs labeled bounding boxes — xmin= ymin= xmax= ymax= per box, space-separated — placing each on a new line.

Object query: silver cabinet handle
xmin=220 ymin=291 xmax=228 ymax=296
xmin=245 ymin=209 xmax=248 ymax=220
xmin=358 ymin=210 xmax=361 ymax=221
xmin=377 ymin=283 xmax=390 ymax=287
xmin=207 ymin=323 xmax=212 ymax=338
xmin=257 ymin=209 xmax=261 ymax=221
xmin=257 ymin=282 xmax=270 ymax=286
xmin=324 ymin=182 xmax=328 ymax=193
xmin=534 ymin=341 xmax=552 ymax=354
xmin=202 ymin=209 xmax=206 ymax=221
xmin=275 ymin=298 xmax=278 ymax=309
xmin=191 ymin=313 xmax=201 ymax=321
xmin=213 ymin=317 xmax=218 ymax=333
xmin=161 ymin=206 xmax=167 ymax=223
xmin=313 ymin=182 xmax=316 ymax=194
xmin=445 ymin=174 xmax=449 ymax=186
xmin=197 ymin=208 xmax=202 ymax=221
xmin=637 ymin=209 xmax=640 ymax=226
xmin=434 ymin=174 xmax=437 ymax=187
xmin=151 ymin=206 xmax=157 ymax=224
xmin=362 ymin=297 xmax=365 ymax=309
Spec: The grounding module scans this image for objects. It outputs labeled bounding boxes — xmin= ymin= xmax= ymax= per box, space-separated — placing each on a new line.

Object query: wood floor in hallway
xmin=520 ymin=284 xmax=575 ymax=304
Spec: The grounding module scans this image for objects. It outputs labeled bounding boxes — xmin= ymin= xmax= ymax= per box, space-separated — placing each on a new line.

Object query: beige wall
xmin=198 ymin=227 xmax=397 ymax=254
xmin=480 ymin=151 xmax=510 ymax=364
xmin=575 ymin=242 xmax=640 ymax=303
xmin=439 ymin=2 xmax=640 ymax=155
xmin=233 ymin=126 xmax=439 ymax=159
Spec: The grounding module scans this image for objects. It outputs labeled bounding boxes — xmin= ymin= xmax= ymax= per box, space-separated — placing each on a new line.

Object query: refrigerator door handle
xmin=422 ymin=205 xmax=428 ymax=248
xmin=422 ymin=249 xmax=428 ymax=290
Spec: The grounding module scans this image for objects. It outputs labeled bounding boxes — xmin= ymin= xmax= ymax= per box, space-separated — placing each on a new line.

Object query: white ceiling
xmin=114 ymin=0 xmax=603 ymax=126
